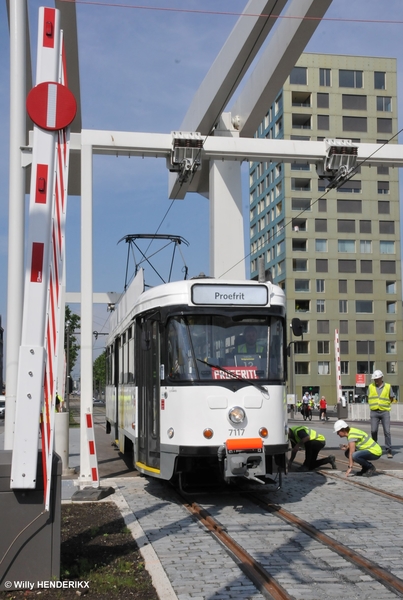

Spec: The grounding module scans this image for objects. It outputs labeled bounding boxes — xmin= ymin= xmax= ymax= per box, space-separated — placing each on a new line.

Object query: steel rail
xmin=248 ymin=494 xmax=403 ymax=597
xmin=182 ymin=499 xmax=293 ymax=600
xmin=319 ymin=470 xmax=403 ymax=504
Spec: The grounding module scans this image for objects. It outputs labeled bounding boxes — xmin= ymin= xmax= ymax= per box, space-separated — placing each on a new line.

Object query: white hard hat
xmin=371 ymin=370 xmax=384 ymax=380
xmin=334 ymin=419 xmax=348 ymax=432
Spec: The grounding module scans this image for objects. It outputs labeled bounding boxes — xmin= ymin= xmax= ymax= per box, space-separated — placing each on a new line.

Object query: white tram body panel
xmin=105 ymin=271 xmax=292 ymax=486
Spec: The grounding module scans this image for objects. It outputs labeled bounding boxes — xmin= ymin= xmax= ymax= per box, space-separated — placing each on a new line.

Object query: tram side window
xmin=122 ymin=332 xmax=129 ymax=383
xmin=128 ymin=326 xmax=135 ymax=383
xmin=106 ymin=346 xmax=113 ymax=385
xmin=119 ymin=334 xmax=126 ymax=383
xmin=268 ymin=317 xmax=284 ymax=380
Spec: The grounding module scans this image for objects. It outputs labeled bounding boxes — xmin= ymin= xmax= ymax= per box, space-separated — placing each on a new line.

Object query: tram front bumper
xmin=218 ymin=437 xmax=265 ymax=482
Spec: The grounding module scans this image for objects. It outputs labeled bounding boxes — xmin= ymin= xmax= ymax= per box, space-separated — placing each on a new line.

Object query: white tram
xmin=105 ymin=270 xmax=300 ymax=488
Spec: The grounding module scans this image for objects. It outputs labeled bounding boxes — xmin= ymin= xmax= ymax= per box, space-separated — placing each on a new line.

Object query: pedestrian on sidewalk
xmin=319 ymin=396 xmax=328 ymax=421
xmin=288 ymin=425 xmax=336 ymax=472
xmin=334 ymin=419 xmax=382 ymax=477
xmin=368 ymin=370 xmax=395 ymax=458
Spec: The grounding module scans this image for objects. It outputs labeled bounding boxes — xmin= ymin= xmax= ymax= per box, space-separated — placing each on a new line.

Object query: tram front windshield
xmin=166 ymin=315 xmax=284 ymax=382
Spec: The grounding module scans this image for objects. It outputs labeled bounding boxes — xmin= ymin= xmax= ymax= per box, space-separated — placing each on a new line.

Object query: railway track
xmin=175 ymin=470 xmax=403 ymax=600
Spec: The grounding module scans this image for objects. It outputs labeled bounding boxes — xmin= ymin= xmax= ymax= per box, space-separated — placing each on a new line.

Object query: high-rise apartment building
xmin=249 ymin=53 xmax=401 ymax=403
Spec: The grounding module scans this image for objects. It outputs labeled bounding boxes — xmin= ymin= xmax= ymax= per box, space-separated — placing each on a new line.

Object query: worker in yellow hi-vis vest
xmin=368 ymin=370 xmax=396 ymax=459
xmin=288 ymin=425 xmax=336 ymax=472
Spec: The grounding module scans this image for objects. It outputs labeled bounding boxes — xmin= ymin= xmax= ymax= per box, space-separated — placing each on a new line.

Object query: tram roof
xmin=108 ymin=275 xmax=286 ymax=340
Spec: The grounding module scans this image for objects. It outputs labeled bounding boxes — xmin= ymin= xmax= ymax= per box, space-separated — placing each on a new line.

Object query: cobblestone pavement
xmin=100 ymin=469 xmax=403 ymax=600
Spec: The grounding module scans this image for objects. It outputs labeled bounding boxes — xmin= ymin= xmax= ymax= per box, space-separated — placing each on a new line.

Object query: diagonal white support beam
xmin=231 ymin=0 xmax=333 ymax=137
xmin=169 ymin=0 xmax=333 ymax=199
xmin=169 ymin=0 xmax=287 ymax=201
xmin=180 ymin=0 xmax=287 ymax=135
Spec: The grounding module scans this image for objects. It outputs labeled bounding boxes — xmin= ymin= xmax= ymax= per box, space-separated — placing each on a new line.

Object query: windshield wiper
xmin=196 ymin=358 xmax=269 ymax=395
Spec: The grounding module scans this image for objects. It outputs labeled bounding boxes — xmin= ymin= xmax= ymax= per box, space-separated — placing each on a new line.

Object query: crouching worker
xmin=334 ymin=419 xmax=381 ymax=477
xmin=288 ymin=425 xmax=336 ymax=472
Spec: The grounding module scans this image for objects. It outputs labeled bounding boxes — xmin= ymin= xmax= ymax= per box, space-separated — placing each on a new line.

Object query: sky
xmin=0 ymin=0 xmax=402 ymax=378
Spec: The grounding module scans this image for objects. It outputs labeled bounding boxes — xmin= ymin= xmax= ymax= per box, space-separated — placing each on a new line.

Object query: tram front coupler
xmin=218 ymin=438 xmax=266 ymax=483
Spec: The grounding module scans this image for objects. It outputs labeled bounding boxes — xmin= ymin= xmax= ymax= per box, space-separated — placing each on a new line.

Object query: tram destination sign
xmin=191 ymin=284 xmax=268 ymax=306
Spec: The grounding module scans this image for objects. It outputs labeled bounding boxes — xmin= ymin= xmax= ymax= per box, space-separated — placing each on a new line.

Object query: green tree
xmin=93 ymin=350 xmax=106 ymax=397
xmin=65 ymin=305 xmax=80 ymax=378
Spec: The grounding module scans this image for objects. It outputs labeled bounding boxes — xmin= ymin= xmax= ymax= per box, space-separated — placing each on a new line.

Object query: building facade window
xmin=374 ymin=71 xmax=386 ymax=90
xmin=355 ymin=280 xmax=373 ymax=294
xmin=386 ymin=301 xmax=396 ymax=314
xmin=315 ymin=239 xmax=327 ymax=252
xmin=380 ymin=219 xmax=396 ymax=235
xmin=317 ymin=320 xmax=329 ymax=334
xmin=378 ymin=200 xmax=390 ymax=213
xmin=317 ymin=92 xmax=329 ymax=108
xmin=294 ymin=341 xmax=309 ymax=355
xmin=338 ymin=219 xmax=355 ymax=233
xmin=295 ymin=279 xmax=310 ymax=292
xmin=385 ymin=321 xmax=396 ymax=334
xmin=339 ymin=280 xmax=347 ymax=293
xmin=386 ymin=361 xmax=397 ymax=374
xmin=356 ymin=300 xmax=373 ymax=313
xmin=292 ymin=198 xmax=311 ymax=211
xmin=377 ymin=96 xmax=392 ymax=111
xmin=359 ymin=220 xmax=371 ymax=233
xmin=360 ymin=240 xmax=372 ymax=253
xmin=386 ymin=281 xmax=396 ymax=294
xmin=290 ymin=66 xmax=307 ymax=85
xmin=386 ymin=342 xmax=396 ymax=354
xmin=318 ymin=341 xmax=329 ymax=353
xmin=295 ymin=362 xmax=309 ymax=375
xmin=293 ymin=258 xmax=307 ymax=271
xmin=341 ymin=361 xmax=349 ymax=375
xmin=339 ymin=300 xmax=348 ymax=313
xmin=315 ymin=219 xmax=327 ymax=232
xmin=357 ymin=361 xmax=374 ymax=375
xmin=340 ymin=341 xmax=349 ymax=354
xmin=295 ymin=300 xmax=310 ymax=312
xmin=339 ymin=69 xmax=363 ymax=88
xmin=342 ymin=94 xmax=367 ymax=110
xmin=316 ymin=299 xmax=325 ymax=313
xmin=378 ymin=181 xmax=389 ymax=194
xmin=316 ymin=259 xmax=328 ymax=272
xmin=380 ymin=261 xmax=396 ymax=274
xmin=380 ymin=241 xmax=395 ymax=254
xmin=318 ymin=361 xmax=330 ymax=375
xmin=319 ymin=68 xmax=331 ymax=86
xmin=316 ymin=279 xmax=325 ymax=293
xmin=343 ymin=116 xmax=367 ymax=132
xmin=377 ymin=118 xmax=392 ymax=133
xmin=317 ymin=114 xmax=329 ymax=130
xmin=360 ymin=260 xmax=373 ymax=273
xmin=356 ymin=320 xmax=374 ymax=334
xmin=357 ymin=340 xmax=374 ymax=354
xmin=338 ymin=239 xmax=355 ymax=253
xmin=338 ymin=260 xmax=356 ymax=273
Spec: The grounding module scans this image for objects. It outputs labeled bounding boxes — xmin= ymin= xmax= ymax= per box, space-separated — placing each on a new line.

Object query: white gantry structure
xmin=5 ymin=0 xmax=403 ymax=490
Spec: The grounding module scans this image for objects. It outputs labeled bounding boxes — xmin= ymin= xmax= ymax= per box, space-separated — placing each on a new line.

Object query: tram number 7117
xmin=228 ymin=429 xmax=246 ymax=436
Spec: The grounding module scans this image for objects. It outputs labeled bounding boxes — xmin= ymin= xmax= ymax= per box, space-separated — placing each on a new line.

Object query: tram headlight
xmin=228 ymin=406 xmax=246 ymax=424
xmin=259 ymin=427 xmax=268 ymax=438
xmin=167 ymin=427 xmax=174 ymax=439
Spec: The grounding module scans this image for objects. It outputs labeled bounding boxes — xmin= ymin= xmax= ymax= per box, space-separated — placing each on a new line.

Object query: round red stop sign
xmin=27 ymin=81 xmax=77 ymax=130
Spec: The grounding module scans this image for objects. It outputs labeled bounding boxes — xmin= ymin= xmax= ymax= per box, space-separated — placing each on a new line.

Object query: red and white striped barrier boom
xmin=85 ymin=413 xmax=99 ymax=485
xmin=334 ymin=329 xmax=342 ymax=404
xmin=11 ymin=7 xmax=76 ymax=511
